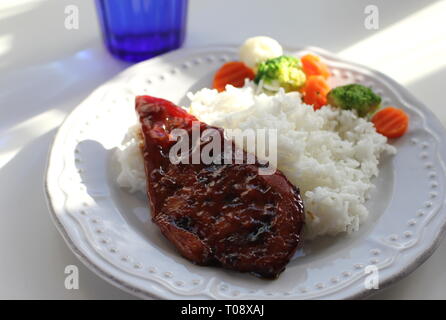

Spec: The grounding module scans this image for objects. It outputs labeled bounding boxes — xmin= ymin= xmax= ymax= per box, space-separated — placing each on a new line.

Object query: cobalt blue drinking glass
xmin=95 ymin=0 xmax=188 ymax=62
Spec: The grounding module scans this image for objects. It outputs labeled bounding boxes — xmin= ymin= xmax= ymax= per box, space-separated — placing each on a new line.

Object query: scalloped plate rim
xmin=44 ymin=44 xmax=446 ymax=300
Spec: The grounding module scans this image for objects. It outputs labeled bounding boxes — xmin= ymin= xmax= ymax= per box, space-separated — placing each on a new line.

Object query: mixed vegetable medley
xmin=212 ymin=36 xmax=409 ymax=139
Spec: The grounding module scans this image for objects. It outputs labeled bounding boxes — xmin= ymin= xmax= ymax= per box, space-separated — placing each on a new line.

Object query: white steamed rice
xmin=115 ymin=124 xmax=146 ymax=194
xmin=116 ymin=83 xmax=395 ymax=239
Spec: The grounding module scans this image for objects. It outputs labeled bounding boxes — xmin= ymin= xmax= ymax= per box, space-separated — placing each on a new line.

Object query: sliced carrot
xmin=213 ymin=61 xmax=255 ymax=92
xmin=301 ymin=54 xmax=331 ymax=79
xmin=302 ymin=75 xmax=330 ymax=110
xmin=371 ymin=106 xmax=409 ymax=138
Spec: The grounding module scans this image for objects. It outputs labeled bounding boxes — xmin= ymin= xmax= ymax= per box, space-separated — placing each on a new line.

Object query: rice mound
xmin=116 ymin=83 xmax=395 ymax=239
xmin=187 ymin=84 xmax=396 ymax=239
xmin=115 ymin=124 xmax=146 ymax=194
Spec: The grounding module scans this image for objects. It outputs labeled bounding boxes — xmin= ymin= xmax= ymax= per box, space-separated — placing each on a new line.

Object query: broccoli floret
xmin=254 ymin=56 xmax=306 ymax=92
xmin=327 ymin=84 xmax=381 ymax=117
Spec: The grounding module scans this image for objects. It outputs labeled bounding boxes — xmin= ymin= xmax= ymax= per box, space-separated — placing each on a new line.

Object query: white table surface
xmin=1 ymin=0 xmax=445 ymax=299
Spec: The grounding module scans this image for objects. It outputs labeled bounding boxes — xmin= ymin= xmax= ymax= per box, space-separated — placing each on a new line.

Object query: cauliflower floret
xmin=239 ymin=36 xmax=283 ymax=69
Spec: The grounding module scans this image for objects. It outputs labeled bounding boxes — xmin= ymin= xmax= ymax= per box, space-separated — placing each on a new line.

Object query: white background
xmin=1 ymin=0 xmax=445 ymax=299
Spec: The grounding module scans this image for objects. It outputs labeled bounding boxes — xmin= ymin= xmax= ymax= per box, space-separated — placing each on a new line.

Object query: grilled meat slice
xmin=136 ymin=95 xmax=305 ymax=278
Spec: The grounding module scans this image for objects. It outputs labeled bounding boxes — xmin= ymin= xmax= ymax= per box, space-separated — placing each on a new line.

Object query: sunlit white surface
xmin=0 ymin=34 xmax=13 ymax=57
xmin=0 ymin=109 xmax=66 ymax=169
xmin=339 ymin=0 xmax=446 ymax=85
xmin=0 ymin=0 xmax=44 ymax=20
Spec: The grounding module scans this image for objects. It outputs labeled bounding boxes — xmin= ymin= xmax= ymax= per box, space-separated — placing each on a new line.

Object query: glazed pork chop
xmin=136 ymin=95 xmax=305 ymax=278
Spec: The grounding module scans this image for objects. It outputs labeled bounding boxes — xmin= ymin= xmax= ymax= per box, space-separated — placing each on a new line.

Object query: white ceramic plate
xmin=45 ymin=46 xmax=446 ymax=299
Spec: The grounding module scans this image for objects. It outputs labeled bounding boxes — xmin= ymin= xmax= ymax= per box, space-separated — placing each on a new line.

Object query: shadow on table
xmin=0 ymin=128 xmax=137 ymax=299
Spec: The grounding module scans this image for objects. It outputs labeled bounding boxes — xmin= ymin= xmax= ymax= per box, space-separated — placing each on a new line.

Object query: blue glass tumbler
xmin=95 ymin=0 xmax=188 ymax=62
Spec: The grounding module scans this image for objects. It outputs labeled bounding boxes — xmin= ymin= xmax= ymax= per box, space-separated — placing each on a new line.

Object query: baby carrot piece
xmin=371 ymin=106 xmax=409 ymax=138
xmin=213 ymin=61 xmax=255 ymax=92
xmin=302 ymin=75 xmax=330 ymax=110
xmin=301 ymin=54 xmax=331 ymax=79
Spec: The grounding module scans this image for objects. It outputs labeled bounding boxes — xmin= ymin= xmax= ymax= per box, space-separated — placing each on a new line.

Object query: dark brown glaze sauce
xmin=136 ymin=95 xmax=305 ymax=278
